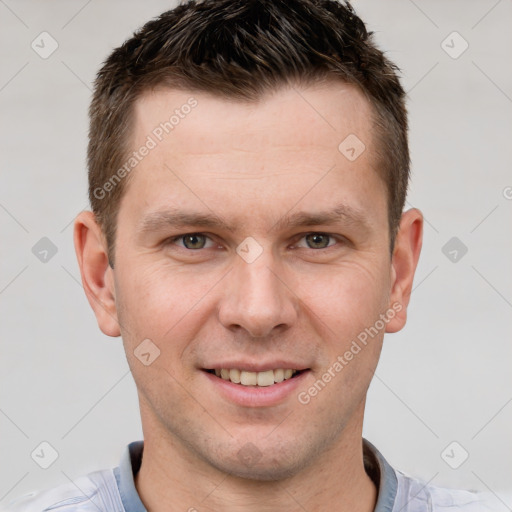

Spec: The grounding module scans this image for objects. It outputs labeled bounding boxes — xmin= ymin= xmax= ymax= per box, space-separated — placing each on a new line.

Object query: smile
xmin=202 ymin=367 xmax=310 ymax=407
xmin=205 ymin=368 xmax=302 ymax=387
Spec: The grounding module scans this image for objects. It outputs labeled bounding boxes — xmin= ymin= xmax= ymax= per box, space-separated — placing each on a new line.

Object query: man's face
xmin=111 ymin=82 xmax=395 ymax=479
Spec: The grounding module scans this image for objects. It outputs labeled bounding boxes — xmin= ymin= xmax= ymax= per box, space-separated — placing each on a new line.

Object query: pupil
xmin=308 ymin=233 xmax=328 ymax=248
xmin=184 ymin=234 xmax=204 ymax=249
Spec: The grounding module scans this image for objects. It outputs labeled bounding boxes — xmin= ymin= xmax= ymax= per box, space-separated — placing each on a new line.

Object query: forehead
xmin=120 ymin=81 xmax=385 ymax=230
xmin=132 ymin=81 xmax=374 ymax=156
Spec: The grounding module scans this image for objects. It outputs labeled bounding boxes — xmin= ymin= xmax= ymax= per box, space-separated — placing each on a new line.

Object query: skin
xmin=74 ymin=81 xmax=423 ymax=512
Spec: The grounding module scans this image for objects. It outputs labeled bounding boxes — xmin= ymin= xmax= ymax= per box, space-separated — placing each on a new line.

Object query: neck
xmin=134 ymin=407 xmax=377 ymax=511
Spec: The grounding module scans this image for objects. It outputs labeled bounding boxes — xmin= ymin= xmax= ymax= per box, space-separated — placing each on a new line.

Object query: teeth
xmin=257 ymin=370 xmax=275 ymax=387
xmin=274 ymin=368 xmax=284 ymax=383
xmin=229 ymin=368 xmax=241 ymax=383
xmin=240 ymin=371 xmax=257 ymax=385
xmin=212 ymin=368 xmax=299 ymax=386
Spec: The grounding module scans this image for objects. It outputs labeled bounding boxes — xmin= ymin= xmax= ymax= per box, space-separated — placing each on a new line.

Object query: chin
xmin=215 ymin=456 xmax=304 ymax=482
xmin=201 ymin=440 xmax=309 ymax=482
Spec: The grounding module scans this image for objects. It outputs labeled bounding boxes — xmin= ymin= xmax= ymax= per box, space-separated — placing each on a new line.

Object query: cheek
xmin=297 ymin=258 xmax=390 ymax=335
xmin=114 ymin=261 xmax=222 ymax=347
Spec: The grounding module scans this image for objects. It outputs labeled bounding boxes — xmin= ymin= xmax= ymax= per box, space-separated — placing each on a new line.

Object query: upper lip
xmin=202 ymin=361 xmax=310 ymax=372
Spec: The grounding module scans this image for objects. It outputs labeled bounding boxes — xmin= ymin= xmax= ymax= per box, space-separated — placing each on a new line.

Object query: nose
xmin=218 ymin=247 xmax=299 ymax=338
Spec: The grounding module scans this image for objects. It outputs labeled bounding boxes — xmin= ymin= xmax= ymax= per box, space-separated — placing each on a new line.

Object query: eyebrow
xmin=137 ymin=203 xmax=372 ymax=236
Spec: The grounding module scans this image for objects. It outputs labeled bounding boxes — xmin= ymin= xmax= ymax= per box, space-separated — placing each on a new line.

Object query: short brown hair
xmin=88 ymin=0 xmax=409 ymax=266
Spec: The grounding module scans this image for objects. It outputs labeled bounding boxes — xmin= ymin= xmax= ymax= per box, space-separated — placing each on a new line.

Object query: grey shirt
xmin=3 ymin=439 xmax=499 ymax=511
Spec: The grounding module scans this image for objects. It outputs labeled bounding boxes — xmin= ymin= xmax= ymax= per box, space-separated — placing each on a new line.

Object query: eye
xmin=296 ymin=233 xmax=338 ymax=249
xmin=166 ymin=232 xmax=343 ymax=252
xmin=170 ymin=233 xmax=216 ymax=250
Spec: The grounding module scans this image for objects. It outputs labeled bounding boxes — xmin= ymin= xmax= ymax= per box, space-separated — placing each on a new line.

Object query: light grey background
xmin=1 ymin=0 xmax=511 ymax=508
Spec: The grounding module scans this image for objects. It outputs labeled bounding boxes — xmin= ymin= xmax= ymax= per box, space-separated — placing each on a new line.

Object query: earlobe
xmin=73 ymin=211 xmax=121 ymax=337
xmin=385 ymin=208 xmax=423 ymax=334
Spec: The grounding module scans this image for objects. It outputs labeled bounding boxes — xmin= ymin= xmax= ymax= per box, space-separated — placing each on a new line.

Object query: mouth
xmin=203 ymin=368 xmax=308 ymax=387
xmin=201 ymin=365 xmax=311 ymax=407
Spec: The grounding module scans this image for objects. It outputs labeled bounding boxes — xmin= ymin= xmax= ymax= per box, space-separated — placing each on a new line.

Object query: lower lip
xmin=202 ymin=370 xmax=310 ymax=407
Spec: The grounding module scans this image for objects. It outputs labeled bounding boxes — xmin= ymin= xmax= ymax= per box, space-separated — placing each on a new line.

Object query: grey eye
xmin=305 ymin=233 xmax=332 ymax=249
xmin=181 ymin=234 xmax=207 ymax=249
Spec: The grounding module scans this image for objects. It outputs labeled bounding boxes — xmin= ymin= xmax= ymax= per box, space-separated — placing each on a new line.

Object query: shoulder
xmin=394 ymin=470 xmax=502 ymax=511
xmin=1 ymin=468 xmax=124 ymax=512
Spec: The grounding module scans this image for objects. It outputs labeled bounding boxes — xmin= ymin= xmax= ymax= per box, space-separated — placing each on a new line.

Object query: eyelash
xmin=165 ymin=232 xmax=345 ymax=251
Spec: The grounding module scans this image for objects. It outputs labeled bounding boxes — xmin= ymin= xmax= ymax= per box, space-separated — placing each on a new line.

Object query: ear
xmin=73 ymin=211 xmax=120 ymax=337
xmin=385 ymin=208 xmax=423 ymax=333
